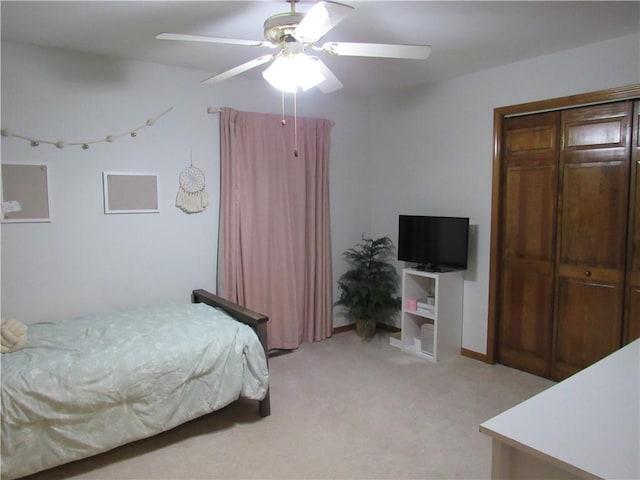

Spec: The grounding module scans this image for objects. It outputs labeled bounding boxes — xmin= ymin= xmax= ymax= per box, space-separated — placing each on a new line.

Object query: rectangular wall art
xmin=103 ymin=171 xmax=159 ymax=214
xmin=1 ymin=163 xmax=52 ymax=223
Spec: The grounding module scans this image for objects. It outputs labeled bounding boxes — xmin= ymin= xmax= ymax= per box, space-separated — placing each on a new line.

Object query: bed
xmin=1 ymin=289 xmax=270 ymax=480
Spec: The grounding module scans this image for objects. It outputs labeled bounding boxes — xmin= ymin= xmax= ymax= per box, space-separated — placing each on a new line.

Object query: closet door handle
xmin=584 ymin=270 xmax=592 ymax=277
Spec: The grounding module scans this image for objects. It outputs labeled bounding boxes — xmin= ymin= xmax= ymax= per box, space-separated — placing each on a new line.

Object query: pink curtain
xmin=219 ymin=108 xmax=333 ymax=350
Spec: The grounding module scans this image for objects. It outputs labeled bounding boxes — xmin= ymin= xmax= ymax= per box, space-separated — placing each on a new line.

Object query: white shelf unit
xmin=399 ymin=268 xmax=464 ymax=362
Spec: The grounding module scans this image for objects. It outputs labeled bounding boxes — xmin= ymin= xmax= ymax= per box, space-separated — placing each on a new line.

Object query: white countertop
xmin=480 ymin=339 xmax=640 ymax=479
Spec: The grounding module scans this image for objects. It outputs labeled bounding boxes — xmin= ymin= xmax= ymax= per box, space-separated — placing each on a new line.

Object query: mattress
xmin=1 ymin=302 xmax=269 ymax=479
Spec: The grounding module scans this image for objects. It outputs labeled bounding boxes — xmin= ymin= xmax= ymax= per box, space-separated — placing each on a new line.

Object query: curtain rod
xmin=207 ymin=106 xmax=334 ymax=126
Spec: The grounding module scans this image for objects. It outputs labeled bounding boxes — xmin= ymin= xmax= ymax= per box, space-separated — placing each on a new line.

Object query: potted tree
xmin=335 ymin=236 xmax=401 ymax=339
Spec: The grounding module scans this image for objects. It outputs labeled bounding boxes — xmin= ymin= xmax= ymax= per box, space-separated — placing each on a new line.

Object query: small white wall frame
xmin=103 ymin=171 xmax=159 ymax=214
xmin=1 ymin=163 xmax=52 ymax=223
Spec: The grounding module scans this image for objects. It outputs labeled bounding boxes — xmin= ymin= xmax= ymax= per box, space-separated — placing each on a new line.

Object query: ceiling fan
xmin=156 ymin=0 xmax=431 ymax=93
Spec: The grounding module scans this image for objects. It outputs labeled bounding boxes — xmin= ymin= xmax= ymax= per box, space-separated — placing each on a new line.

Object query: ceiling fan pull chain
xmin=278 ymin=89 xmax=298 ymax=157
xmin=293 ymin=90 xmax=299 ymax=157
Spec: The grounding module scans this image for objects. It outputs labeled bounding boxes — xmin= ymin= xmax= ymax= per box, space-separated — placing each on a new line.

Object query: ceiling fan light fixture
xmin=159 ymin=0 xmax=431 ymax=94
xmin=262 ymin=53 xmax=325 ymax=92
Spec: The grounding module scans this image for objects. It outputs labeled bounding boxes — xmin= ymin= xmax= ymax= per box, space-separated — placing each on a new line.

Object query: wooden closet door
xmin=553 ymin=102 xmax=632 ymax=380
xmin=625 ymin=100 xmax=640 ymax=343
xmin=498 ymin=112 xmax=559 ymax=377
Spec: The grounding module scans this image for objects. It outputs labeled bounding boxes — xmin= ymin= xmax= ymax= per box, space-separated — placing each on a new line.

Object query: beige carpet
xmin=23 ymin=331 xmax=553 ymax=480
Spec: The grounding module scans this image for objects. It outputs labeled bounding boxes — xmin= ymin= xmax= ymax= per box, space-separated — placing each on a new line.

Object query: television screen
xmin=398 ymin=215 xmax=469 ymax=271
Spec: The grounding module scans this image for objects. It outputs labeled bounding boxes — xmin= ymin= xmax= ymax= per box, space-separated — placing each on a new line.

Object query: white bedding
xmin=1 ymin=302 xmax=269 ymax=479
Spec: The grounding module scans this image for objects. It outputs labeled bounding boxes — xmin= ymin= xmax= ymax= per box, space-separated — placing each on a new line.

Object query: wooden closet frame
xmin=485 ymin=84 xmax=640 ymax=364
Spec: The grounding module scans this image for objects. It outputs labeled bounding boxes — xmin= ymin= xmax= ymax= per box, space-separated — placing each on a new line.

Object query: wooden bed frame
xmin=192 ymin=289 xmax=271 ymax=417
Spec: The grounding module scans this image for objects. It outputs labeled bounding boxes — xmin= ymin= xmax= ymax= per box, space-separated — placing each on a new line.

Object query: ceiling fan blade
xmin=315 ymin=59 xmax=343 ymax=94
xmin=201 ymin=55 xmax=275 ymax=85
xmin=320 ymin=42 xmax=431 ymax=60
xmin=156 ymin=33 xmax=275 ymax=49
xmin=294 ymin=1 xmax=354 ymax=44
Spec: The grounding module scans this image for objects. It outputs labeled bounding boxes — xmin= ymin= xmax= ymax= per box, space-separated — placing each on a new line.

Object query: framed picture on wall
xmin=1 ymin=163 xmax=52 ymax=223
xmin=103 ymin=171 xmax=160 ymax=214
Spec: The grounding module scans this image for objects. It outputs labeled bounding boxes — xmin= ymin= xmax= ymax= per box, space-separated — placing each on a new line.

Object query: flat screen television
xmin=398 ymin=215 xmax=469 ymax=271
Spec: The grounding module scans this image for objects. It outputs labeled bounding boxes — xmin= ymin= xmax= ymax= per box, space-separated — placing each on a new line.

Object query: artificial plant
xmin=335 ymin=236 xmax=401 ymax=339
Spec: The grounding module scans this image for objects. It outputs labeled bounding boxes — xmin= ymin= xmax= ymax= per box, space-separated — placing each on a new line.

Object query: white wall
xmin=367 ymin=33 xmax=640 ymax=354
xmin=1 ymin=41 xmax=372 ymax=324
xmin=3 ymin=33 xmax=638 ymax=353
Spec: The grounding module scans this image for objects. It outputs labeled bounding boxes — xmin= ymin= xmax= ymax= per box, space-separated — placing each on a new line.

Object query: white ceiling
xmin=2 ymin=1 xmax=639 ymax=97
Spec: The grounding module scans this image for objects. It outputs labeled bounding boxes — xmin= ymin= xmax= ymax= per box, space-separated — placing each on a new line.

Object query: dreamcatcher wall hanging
xmin=176 ymin=153 xmax=208 ymax=214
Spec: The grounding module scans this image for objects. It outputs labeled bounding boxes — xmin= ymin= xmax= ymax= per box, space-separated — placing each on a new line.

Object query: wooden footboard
xmin=191 ymin=289 xmax=271 ymax=417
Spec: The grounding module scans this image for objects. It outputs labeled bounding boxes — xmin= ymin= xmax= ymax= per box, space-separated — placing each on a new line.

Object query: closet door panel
xmin=503 ymin=166 xmax=556 ymax=260
xmin=499 ymin=165 xmax=555 ymax=376
xmin=626 ymin=100 xmax=640 ymax=342
xmin=559 ymin=162 xmax=629 ymax=268
xmin=499 ymin=265 xmax=554 ymax=376
xmin=554 ymin=102 xmax=632 ymax=379
xmin=498 ymin=112 xmax=558 ymax=376
xmin=554 ymin=278 xmax=623 ymax=379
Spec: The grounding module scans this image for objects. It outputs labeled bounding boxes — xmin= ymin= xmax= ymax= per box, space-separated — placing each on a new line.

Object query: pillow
xmin=1 ymin=318 xmax=28 ymax=353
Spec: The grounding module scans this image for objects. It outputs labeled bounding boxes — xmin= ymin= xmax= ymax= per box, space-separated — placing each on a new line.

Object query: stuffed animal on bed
xmin=1 ymin=318 xmax=28 ymax=353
